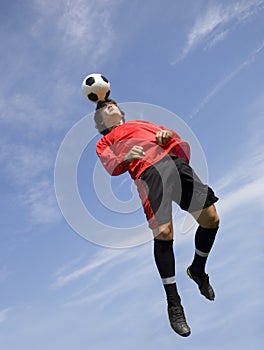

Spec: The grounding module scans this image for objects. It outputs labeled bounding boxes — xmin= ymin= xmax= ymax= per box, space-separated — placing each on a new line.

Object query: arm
xmin=97 ymin=137 xmax=146 ymax=175
xmin=157 ymin=126 xmax=191 ymax=163
xmin=123 ymin=145 xmax=145 ymax=163
xmin=96 ymin=141 xmax=129 ymax=176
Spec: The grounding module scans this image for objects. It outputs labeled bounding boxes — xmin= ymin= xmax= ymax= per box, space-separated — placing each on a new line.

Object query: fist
xmin=156 ymin=130 xmax=172 ymax=145
xmin=123 ymin=145 xmax=145 ymax=163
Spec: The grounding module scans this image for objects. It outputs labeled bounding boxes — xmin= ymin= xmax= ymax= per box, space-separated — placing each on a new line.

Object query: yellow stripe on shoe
xmin=187 ymin=266 xmax=215 ymax=301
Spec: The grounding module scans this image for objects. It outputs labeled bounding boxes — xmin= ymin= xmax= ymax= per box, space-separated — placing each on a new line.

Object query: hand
xmin=156 ymin=130 xmax=172 ymax=145
xmin=123 ymin=145 xmax=145 ymax=163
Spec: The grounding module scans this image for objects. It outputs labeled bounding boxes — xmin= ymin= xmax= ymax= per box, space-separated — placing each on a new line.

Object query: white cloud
xmin=0 ymin=90 xmax=74 ymax=133
xmin=215 ymin=141 xmax=264 ymax=194
xmin=0 ymin=141 xmax=60 ymax=224
xmin=172 ymin=0 xmax=264 ymax=64
xmin=0 ymin=0 xmax=128 ymax=228
xmin=32 ymin=0 xmax=122 ymax=66
xmin=1 ymin=143 xmax=51 ymax=185
xmin=214 ymin=114 xmax=264 ymax=218
xmin=0 ymin=308 xmax=11 ymax=323
xmin=50 ymin=249 xmax=124 ymax=289
xmin=0 ymin=0 xmax=127 ymax=228
xmin=187 ymin=5 xmax=228 ymax=47
xmin=50 ymin=243 xmax=158 ymax=313
xmin=21 ymin=179 xmax=60 ymax=224
xmin=0 ymin=93 xmax=46 ymax=130
xmin=0 ymin=93 xmax=65 ymax=226
xmin=204 ymin=28 xmax=230 ymax=50
xmin=218 ymin=176 xmax=264 ymax=217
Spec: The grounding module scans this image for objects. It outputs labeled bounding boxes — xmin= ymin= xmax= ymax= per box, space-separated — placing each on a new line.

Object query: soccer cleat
xmin=187 ymin=266 xmax=215 ymax=301
xmin=167 ymin=305 xmax=191 ymax=337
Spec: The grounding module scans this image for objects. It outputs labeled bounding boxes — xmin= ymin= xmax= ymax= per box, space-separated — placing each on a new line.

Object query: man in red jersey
xmin=95 ymin=100 xmax=220 ymax=337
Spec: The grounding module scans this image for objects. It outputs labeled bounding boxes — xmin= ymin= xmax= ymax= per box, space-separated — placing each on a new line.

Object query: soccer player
xmin=94 ymin=100 xmax=220 ymax=337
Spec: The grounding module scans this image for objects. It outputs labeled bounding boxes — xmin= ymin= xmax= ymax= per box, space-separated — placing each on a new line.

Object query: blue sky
xmin=0 ymin=0 xmax=264 ymax=349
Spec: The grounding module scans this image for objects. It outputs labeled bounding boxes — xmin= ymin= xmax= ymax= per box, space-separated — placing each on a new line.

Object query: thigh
xmin=171 ymin=158 xmax=218 ymax=213
xmin=137 ymin=160 xmax=173 ymax=230
xmin=152 ymin=221 xmax=174 ymax=240
xmin=191 ymin=204 xmax=220 ymax=228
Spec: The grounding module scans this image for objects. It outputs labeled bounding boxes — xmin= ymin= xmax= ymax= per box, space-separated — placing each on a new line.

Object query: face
xmin=100 ymin=102 xmax=124 ymax=130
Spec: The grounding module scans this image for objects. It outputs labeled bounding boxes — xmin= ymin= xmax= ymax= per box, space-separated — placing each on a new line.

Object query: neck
xmin=108 ymin=120 xmax=124 ymax=131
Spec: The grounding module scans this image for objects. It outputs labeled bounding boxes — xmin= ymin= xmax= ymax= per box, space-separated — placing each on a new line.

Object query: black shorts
xmin=136 ymin=156 xmax=218 ymax=229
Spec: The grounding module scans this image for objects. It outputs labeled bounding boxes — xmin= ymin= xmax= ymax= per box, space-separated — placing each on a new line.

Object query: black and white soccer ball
xmin=81 ymin=73 xmax=111 ymax=103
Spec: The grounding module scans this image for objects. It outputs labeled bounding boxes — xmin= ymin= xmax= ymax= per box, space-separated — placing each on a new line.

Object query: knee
xmin=154 ymin=222 xmax=173 ymax=240
xmin=204 ymin=212 xmax=220 ymax=229
xmin=196 ymin=205 xmax=220 ymax=229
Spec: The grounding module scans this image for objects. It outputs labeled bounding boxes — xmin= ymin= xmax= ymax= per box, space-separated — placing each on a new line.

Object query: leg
xmin=192 ymin=204 xmax=220 ymax=229
xmin=170 ymin=158 xmax=220 ymax=300
xmin=153 ymin=221 xmax=180 ymax=306
xmin=187 ymin=205 xmax=220 ymax=300
xmin=191 ymin=204 xmax=220 ymax=275
xmin=153 ymin=221 xmax=174 ymax=240
xmin=138 ymin=162 xmax=179 ymax=304
xmin=138 ymin=159 xmax=191 ymax=335
xmin=153 ymin=221 xmax=191 ymax=337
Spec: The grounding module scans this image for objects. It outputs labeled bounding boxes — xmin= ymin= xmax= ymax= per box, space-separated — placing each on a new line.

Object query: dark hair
xmin=94 ymin=99 xmax=125 ymax=135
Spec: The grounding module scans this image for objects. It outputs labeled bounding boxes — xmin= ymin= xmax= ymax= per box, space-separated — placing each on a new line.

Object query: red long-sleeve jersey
xmin=96 ymin=120 xmax=190 ymax=180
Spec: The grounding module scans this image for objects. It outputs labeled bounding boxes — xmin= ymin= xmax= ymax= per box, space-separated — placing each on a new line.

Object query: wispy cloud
xmin=0 ymin=308 xmax=11 ymax=323
xmin=215 ymin=136 xmax=264 ymax=194
xmin=218 ymin=176 xmax=264 ymax=218
xmin=204 ymin=28 xmax=230 ymax=50
xmin=50 ymin=249 xmax=124 ymax=289
xmin=0 ymin=141 xmax=60 ymax=224
xmin=171 ymin=0 xmax=264 ymax=64
xmin=189 ymin=40 xmax=264 ymax=118
xmin=32 ymin=0 xmax=122 ymax=66
xmin=21 ymin=179 xmax=60 ymax=224
xmin=50 ymin=243 xmax=157 ymax=312
xmin=0 ymin=0 xmax=125 ymax=228
xmin=214 ymin=114 xmax=264 ymax=219
xmin=1 ymin=143 xmax=51 ymax=185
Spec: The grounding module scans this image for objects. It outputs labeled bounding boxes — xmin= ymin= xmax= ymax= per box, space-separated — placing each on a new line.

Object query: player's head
xmin=94 ymin=99 xmax=125 ymax=135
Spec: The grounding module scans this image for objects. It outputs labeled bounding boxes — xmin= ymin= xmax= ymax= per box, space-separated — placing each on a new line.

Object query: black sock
xmin=191 ymin=226 xmax=218 ymax=276
xmin=154 ymin=239 xmax=181 ymax=307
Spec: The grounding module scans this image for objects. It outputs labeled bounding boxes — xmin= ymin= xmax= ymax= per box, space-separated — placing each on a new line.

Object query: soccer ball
xmin=81 ymin=73 xmax=111 ymax=103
